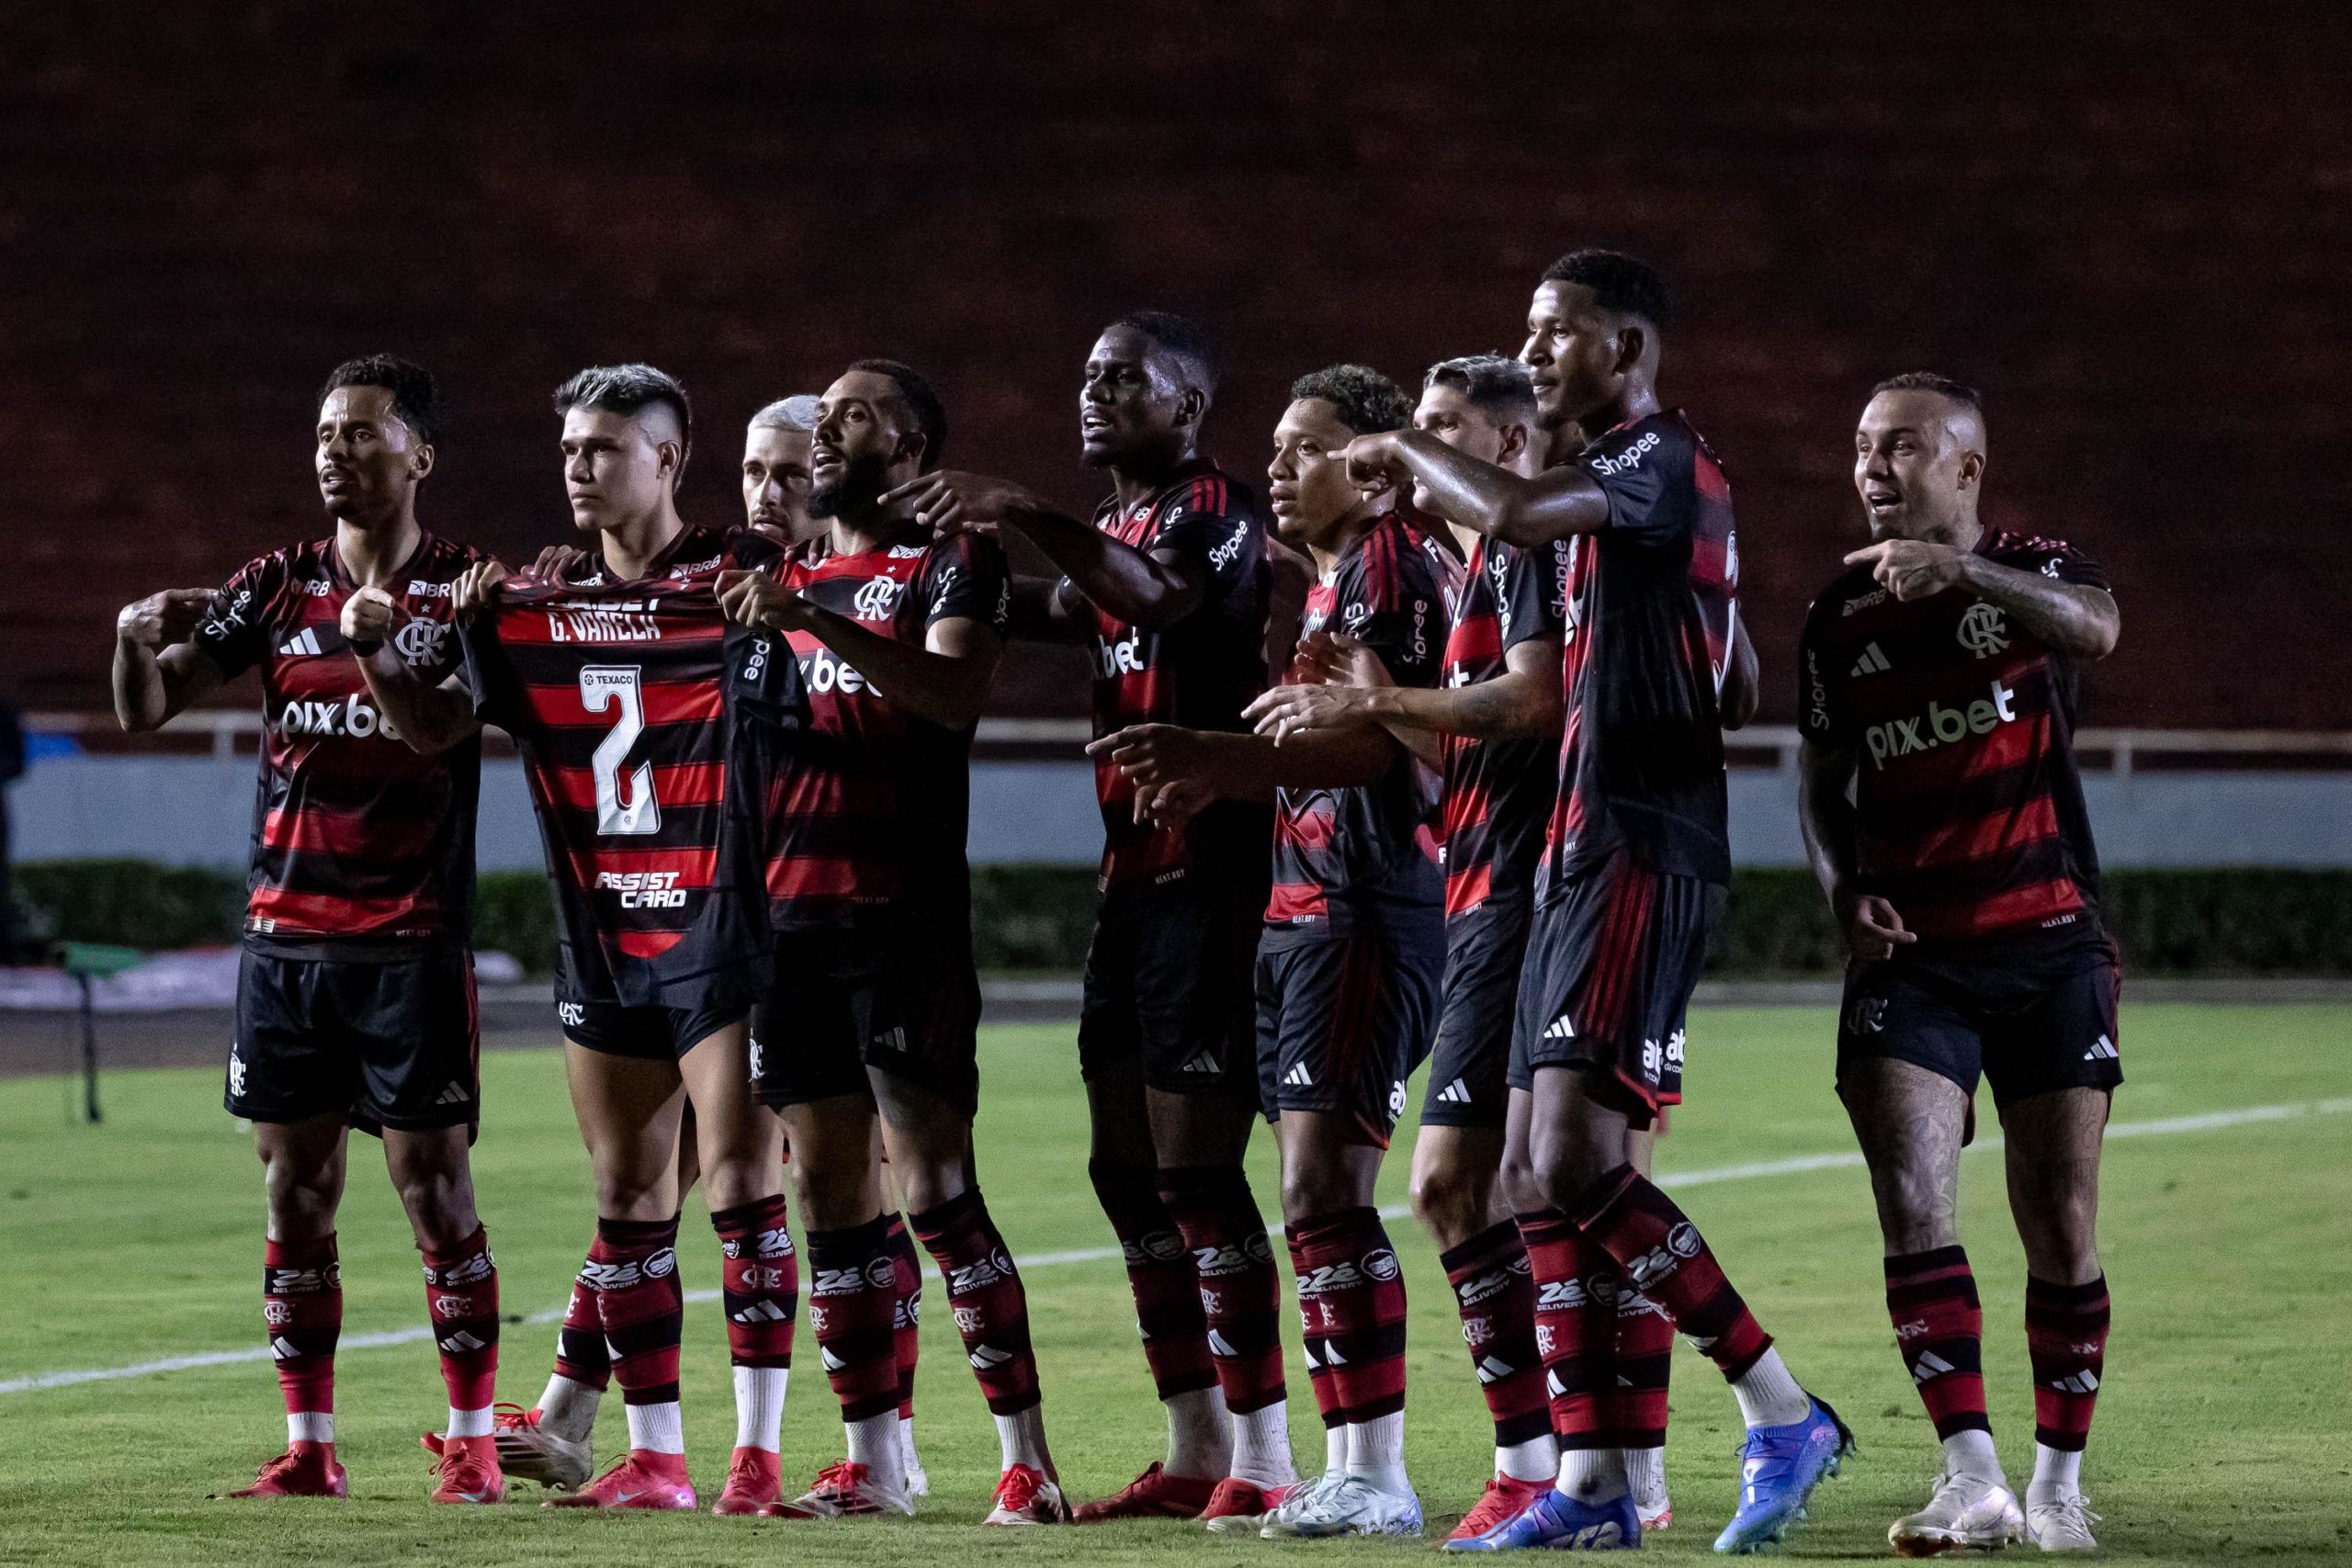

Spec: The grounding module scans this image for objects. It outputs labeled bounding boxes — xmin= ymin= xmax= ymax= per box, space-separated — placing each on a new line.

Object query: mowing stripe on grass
xmin=8 ymin=1094 xmax=2347 ymax=1397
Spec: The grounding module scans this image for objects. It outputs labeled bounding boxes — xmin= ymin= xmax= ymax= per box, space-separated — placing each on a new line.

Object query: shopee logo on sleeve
xmin=1585 ymin=429 xmax=1662 ymax=477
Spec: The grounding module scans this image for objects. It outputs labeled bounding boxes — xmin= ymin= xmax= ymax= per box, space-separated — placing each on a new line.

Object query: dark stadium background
xmin=5 ymin=2 xmax=2346 ymax=728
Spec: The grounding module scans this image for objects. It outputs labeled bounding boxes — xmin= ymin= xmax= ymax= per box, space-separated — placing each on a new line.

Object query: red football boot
xmin=1202 ymin=1475 xmax=1306 ymax=1534
xmin=1072 ymin=1461 xmax=1220 ymax=1521
xmin=712 ymin=1446 xmax=783 ymax=1516
xmin=1446 ymin=1474 xmax=1551 ymax=1542
xmin=420 ymin=1432 xmax=506 ymax=1504
xmin=984 ymin=1463 xmax=1070 ymax=1525
xmin=219 ymin=1444 xmax=348 ymax=1500
xmin=542 ymin=1449 xmax=696 ymax=1510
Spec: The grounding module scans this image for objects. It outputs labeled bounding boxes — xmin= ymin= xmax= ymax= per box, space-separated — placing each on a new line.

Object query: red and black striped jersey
xmin=1540 ymin=410 xmax=1738 ymax=898
xmin=1799 ymin=530 xmax=2109 ymax=945
xmin=736 ymin=526 xmax=1011 ymax=931
xmin=1073 ymin=461 xmax=1273 ymax=889
xmin=1439 ymin=536 xmax=1568 ymax=920
xmin=459 ymin=525 xmax=784 ymax=1008
xmin=190 ymin=532 xmax=480 ymax=950
xmin=1266 ymin=506 xmax=1460 ymax=930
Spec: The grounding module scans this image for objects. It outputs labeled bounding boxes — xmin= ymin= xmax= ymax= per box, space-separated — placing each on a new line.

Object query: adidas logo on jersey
xmin=2083 ymin=1034 xmax=2119 ymax=1062
xmin=1436 ymin=1077 xmax=1473 ymax=1105
xmin=1850 ymin=641 xmax=1892 ymax=676
xmin=277 ymin=627 xmax=324 ymax=658
xmin=1283 ymin=1062 xmax=1313 ymax=1088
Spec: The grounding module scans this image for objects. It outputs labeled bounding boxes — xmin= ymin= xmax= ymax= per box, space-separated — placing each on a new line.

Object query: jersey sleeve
xmin=1150 ymin=480 xmax=1260 ymax=591
xmin=1344 ymin=537 xmax=1446 ymax=691
xmin=1496 ymin=539 xmax=1567 ymax=649
xmin=921 ymin=532 xmax=1012 ymax=635
xmin=2014 ymin=537 xmax=2111 ymax=593
xmin=1578 ymin=424 xmax=1694 ymax=549
xmin=189 ymin=551 xmax=286 ymax=681
xmin=457 ymin=612 xmax=516 ymax=731
xmin=1796 ymin=597 xmax=1855 ymax=748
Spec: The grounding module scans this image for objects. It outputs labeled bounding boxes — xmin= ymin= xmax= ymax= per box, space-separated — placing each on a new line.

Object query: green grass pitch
xmin=3 ymin=1004 xmax=2348 ymax=1564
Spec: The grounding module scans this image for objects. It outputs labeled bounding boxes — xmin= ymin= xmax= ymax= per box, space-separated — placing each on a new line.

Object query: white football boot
xmin=1889 ymin=1469 xmax=2025 ymax=1555
xmin=1262 ymin=1473 xmax=1424 ymax=1539
xmin=2026 ymin=1490 xmax=2101 ymax=1551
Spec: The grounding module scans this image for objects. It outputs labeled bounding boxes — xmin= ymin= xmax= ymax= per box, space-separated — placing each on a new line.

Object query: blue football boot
xmin=1712 ymin=1394 xmax=1856 ymax=1554
xmin=1444 ymin=1485 xmax=1641 ymax=1551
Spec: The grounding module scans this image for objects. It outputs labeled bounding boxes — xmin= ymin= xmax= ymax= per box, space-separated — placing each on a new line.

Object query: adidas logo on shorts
xmin=1436 ymin=1077 xmax=1473 ymax=1104
xmin=1177 ymin=1050 xmax=1221 ymax=1075
xmin=1543 ymin=1016 xmax=1577 ymax=1041
xmin=1283 ymin=1062 xmax=1313 ymax=1088
xmin=2083 ymin=1034 xmax=2119 ymax=1062
xmin=434 ymin=1081 xmax=471 ymax=1106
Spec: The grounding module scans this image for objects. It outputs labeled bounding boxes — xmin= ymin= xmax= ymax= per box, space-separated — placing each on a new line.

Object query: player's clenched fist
xmin=115 ymin=588 xmax=217 ymax=649
xmin=341 ymin=584 xmax=400 ymax=648
xmin=1338 ymin=432 xmax=1408 ymax=495
xmin=715 ymin=568 xmax=812 ymax=631
xmin=451 ymin=558 xmax=509 ymax=621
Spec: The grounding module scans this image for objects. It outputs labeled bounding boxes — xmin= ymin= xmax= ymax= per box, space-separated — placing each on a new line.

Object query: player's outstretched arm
xmin=343 ymin=585 xmax=481 ymax=755
xmin=1087 ymin=721 xmax=1398 ymax=818
xmin=892 ymin=470 xmax=1207 ymax=629
xmin=1845 ymin=541 xmax=2120 ymax=659
xmin=1798 ymin=736 xmax=1914 ymax=962
xmin=113 ymin=590 xmax=226 ymax=731
xmin=1002 ymin=577 xmax=1083 ymax=646
xmin=1340 ymin=431 xmax=1612 ymax=548
xmin=1248 ymin=632 xmax=1562 ymax=770
xmin=717 ymin=570 xmax=1001 ymax=732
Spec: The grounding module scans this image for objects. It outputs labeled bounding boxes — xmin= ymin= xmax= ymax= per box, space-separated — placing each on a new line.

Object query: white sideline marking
xmin=7 ymin=1095 xmax=2346 ymax=1398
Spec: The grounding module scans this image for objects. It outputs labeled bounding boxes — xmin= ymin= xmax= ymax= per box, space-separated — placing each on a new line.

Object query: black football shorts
xmin=1078 ymin=871 xmax=1265 ymax=1104
xmin=752 ymin=923 xmax=983 ymax=1116
xmin=1510 ymin=851 xmax=1719 ymax=1129
xmin=1255 ymin=914 xmax=1443 ymax=1149
xmin=558 ymin=997 xmax=748 ymax=1062
xmin=1837 ymin=925 xmax=2122 ymax=1110
xmin=1419 ymin=897 xmax=1533 ymax=1130
xmin=228 ymin=942 xmax=479 ymax=1133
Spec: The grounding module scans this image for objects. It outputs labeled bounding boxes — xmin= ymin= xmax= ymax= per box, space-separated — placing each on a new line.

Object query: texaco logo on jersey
xmin=852 ymin=576 xmax=904 ymax=621
xmin=394 ymin=615 xmax=449 ymax=669
xmin=1956 ymin=602 xmax=2008 ymax=658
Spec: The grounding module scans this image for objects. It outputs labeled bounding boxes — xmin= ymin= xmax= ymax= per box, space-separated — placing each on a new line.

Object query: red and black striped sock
xmin=1091 ymin=1158 xmax=1216 ymax=1401
xmin=2027 ymin=1274 xmax=2109 ymax=1452
xmin=1611 ymin=1284 xmax=1675 ymax=1452
xmin=807 ymin=1216 xmax=902 ymax=1424
xmin=1888 ymin=1247 xmax=1989 ymax=1438
xmin=1162 ymin=1165 xmax=1287 ymax=1415
xmin=264 ymin=1233 xmax=340 ymax=1450
xmin=911 ymin=1190 xmax=1041 ymax=1416
xmin=593 ymin=1214 xmax=684 ymax=1451
xmin=1571 ymin=1166 xmax=1772 ymax=1381
xmin=553 ymin=1237 xmax=611 ymax=1393
xmin=1286 ymin=1230 xmax=1346 ymax=1456
xmin=1290 ymin=1207 xmax=1408 ymax=1424
xmin=1441 ymin=1220 xmax=1553 ymax=1461
xmin=1517 ymin=1209 xmax=1618 ymax=1450
xmin=714 ymin=1195 xmax=797 ymax=1371
xmin=884 ymin=1213 xmax=922 ymax=1422
xmin=420 ymin=1226 xmax=499 ymax=1427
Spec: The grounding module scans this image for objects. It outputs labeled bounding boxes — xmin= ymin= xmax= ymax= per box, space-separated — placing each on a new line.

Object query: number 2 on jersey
xmin=580 ymin=665 xmax=661 ymax=836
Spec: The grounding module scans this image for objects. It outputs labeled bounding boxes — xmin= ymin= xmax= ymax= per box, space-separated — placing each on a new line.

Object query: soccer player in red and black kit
xmin=890 ymin=312 xmax=1293 ymax=1524
xmin=363 ymin=365 xmax=798 ymax=1516
xmin=1250 ymin=355 xmax=1568 ymax=1541
xmin=1097 ymin=365 xmax=1457 ymax=1540
xmin=1798 ymin=374 xmax=2121 ymax=1555
xmin=111 ymin=357 xmax=504 ymax=1505
xmin=1343 ymin=253 xmax=1848 ymax=1554
xmin=715 ymin=361 xmax=1069 ymax=1526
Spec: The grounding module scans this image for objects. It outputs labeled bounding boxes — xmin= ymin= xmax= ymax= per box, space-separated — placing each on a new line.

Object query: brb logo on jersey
xmin=1864 ymin=679 xmax=2020 ymax=768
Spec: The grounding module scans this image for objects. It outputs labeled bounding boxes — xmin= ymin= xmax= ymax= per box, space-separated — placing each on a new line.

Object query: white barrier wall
xmin=9 ymin=756 xmax=2352 ymax=871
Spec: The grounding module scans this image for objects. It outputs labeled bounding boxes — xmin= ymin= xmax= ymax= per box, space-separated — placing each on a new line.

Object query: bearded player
xmin=1341 ymin=253 xmax=1846 ymax=1554
xmin=891 ymin=313 xmax=1292 ymax=1523
xmin=112 ymin=357 xmax=503 ymax=1505
xmin=1096 ymin=365 xmax=1458 ymax=1540
xmin=1799 ymin=374 xmax=2120 ymax=1555
xmin=718 ymin=360 xmax=1069 ymax=1525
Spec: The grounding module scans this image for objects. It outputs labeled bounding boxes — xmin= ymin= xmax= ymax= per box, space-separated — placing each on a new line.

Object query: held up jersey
xmin=460 ymin=525 xmax=789 ymax=1007
xmin=1438 ymin=536 xmax=1568 ymax=920
xmin=192 ymin=533 xmax=480 ymax=950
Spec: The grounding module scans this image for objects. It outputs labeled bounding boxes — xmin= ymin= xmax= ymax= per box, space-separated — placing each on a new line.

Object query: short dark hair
xmin=551 ymin=363 xmax=693 ymax=459
xmin=1541 ymin=248 xmax=1671 ymax=330
xmin=1290 ymin=364 xmax=1413 ymax=436
xmin=1108 ymin=310 xmax=1221 ymax=395
xmin=1870 ymin=371 xmax=1983 ymax=420
xmin=847 ymin=357 xmax=949 ymax=470
xmin=1424 ymin=354 xmax=1537 ymax=425
xmin=320 ymin=355 xmax=445 ymax=446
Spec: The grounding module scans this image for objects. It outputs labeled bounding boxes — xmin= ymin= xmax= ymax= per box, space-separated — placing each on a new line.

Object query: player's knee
xmin=1872 ymin=1162 xmax=1958 ymax=1251
xmin=1408 ymin=1152 xmax=1491 ymax=1249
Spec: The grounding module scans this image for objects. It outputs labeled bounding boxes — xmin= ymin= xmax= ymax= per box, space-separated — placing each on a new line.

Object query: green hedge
xmin=14 ymin=859 xmax=2352 ymax=977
